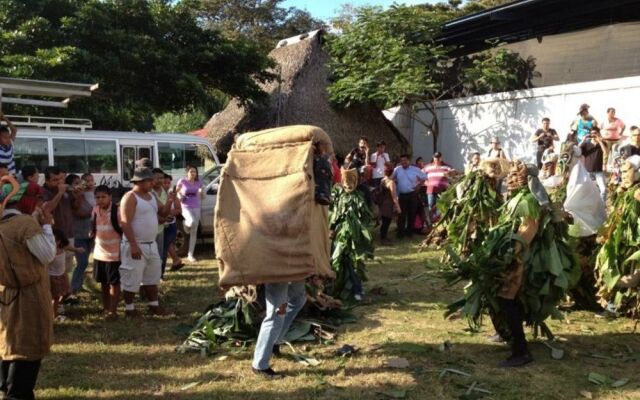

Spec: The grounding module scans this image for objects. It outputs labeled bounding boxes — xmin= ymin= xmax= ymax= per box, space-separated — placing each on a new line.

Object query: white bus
xmin=10 ymin=116 xmax=221 ymax=256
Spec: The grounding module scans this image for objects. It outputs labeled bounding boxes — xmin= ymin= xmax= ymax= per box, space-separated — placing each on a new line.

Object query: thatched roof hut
xmin=205 ymin=30 xmax=410 ymax=161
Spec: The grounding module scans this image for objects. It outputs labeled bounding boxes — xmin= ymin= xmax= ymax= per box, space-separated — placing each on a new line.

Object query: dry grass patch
xmin=38 ymin=241 xmax=640 ymax=399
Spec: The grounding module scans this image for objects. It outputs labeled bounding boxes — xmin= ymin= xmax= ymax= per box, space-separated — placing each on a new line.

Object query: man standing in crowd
xmin=70 ymin=173 xmax=95 ymax=296
xmin=465 ymin=152 xmax=481 ymax=174
xmin=346 ymin=136 xmax=370 ymax=171
xmin=119 ymin=164 xmax=174 ymax=317
xmin=0 ymin=114 xmax=17 ymax=176
xmin=619 ymin=126 xmax=640 ymax=160
xmin=0 ymin=195 xmax=56 ymax=400
xmin=601 ymin=107 xmax=626 ymax=170
xmin=152 ymin=168 xmax=169 ymax=273
xmin=530 ymin=117 xmax=559 ymax=169
xmin=392 ymin=154 xmax=427 ymax=238
xmin=423 ymin=152 xmax=455 ymax=221
xmin=571 ymin=103 xmax=598 ymax=143
xmin=41 ymin=166 xmax=82 ymax=303
xmin=580 ymin=127 xmax=607 ymax=201
xmin=487 ymin=137 xmax=507 ymax=159
xmin=369 ymin=141 xmax=390 ymax=188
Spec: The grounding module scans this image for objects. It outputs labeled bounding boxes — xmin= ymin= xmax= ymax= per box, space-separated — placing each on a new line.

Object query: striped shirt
xmin=92 ymin=204 xmax=121 ymax=262
xmin=423 ymin=162 xmax=454 ymax=194
xmin=0 ymin=143 xmax=15 ymax=174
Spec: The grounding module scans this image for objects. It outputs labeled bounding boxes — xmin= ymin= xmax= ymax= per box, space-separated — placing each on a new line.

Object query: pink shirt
xmin=423 ymin=163 xmax=454 ymax=194
xmin=602 ymin=117 xmax=625 ymax=141
xmin=92 ymin=204 xmax=121 ymax=262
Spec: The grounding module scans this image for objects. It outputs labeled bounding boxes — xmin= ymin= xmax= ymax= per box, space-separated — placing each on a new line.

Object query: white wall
xmin=391 ymin=75 xmax=640 ymax=170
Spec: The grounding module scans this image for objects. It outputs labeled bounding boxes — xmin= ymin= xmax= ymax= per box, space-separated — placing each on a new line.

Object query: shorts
xmin=119 ymin=241 xmax=162 ymax=293
xmin=93 ymin=260 xmax=121 ymax=285
xmin=50 ymin=274 xmax=70 ymax=299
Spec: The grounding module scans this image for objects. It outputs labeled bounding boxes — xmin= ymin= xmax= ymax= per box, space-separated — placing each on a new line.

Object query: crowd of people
xmin=0 ymin=113 xmax=209 ymax=399
xmin=338 ymin=103 xmax=637 ymax=246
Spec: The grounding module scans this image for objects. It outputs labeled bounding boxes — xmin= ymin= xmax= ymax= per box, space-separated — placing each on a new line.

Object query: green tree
xmin=0 ymin=0 xmax=274 ymax=130
xmin=153 ymin=109 xmax=209 ymax=133
xmin=328 ymin=3 xmax=533 ymax=150
xmin=186 ymin=0 xmax=325 ymax=53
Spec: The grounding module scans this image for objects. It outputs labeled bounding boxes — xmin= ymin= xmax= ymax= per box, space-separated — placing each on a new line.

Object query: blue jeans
xmin=71 ymin=238 xmax=92 ymax=293
xmin=348 ymin=264 xmax=364 ymax=296
xmin=427 ymin=193 xmax=438 ymax=210
xmin=252 ymin=282 xmax=306 ymax=370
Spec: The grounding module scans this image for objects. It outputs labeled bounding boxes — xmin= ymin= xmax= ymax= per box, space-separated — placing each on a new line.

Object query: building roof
xmin=439 ymin=0 xmax=640 ymax=54
xmin=205 ymin=30 xmax=409 ymax=160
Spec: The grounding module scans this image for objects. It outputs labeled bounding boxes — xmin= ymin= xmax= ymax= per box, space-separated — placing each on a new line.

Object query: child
xmin=0 ymin=163 xmax=20 ymax=212
xmin=313 ymin=141 xmax=333 ymax=205
xmin=91 ymin=185 xmax=122 ymax=320
xmin=0 ymin=113 xmax=17 ymax=175
xmin=50 ymin=229 xmax=83 ymax=321
xmin=20 ymin=165 xmax=39 ymax=184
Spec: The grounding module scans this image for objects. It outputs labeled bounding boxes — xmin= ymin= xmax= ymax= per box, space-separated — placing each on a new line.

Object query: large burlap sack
xmin=215 ymin=125 xmax=335 ymax=288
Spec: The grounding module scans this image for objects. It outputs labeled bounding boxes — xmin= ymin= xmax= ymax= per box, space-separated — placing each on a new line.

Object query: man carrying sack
xmin=214 ymin=126 xmax=335 ymax=379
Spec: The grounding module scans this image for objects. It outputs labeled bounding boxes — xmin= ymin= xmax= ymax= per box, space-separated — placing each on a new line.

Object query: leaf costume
xmin=423 ymin=158 xmax=507 ymax=257
xmin=447 ymin=162 xmax=581 ymax=342
xmin=328 ymin=170 xmax=375 ymax=300
xmin=595 ymin=155 xmax=640 ymax=317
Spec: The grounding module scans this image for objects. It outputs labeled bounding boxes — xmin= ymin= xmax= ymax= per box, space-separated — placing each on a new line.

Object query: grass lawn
xmin=39 ymin=239 xmax=640 ymax=400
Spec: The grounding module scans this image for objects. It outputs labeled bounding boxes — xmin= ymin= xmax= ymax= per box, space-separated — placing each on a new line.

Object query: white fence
xmin=386 ymin=75 xmax=640 ymax=170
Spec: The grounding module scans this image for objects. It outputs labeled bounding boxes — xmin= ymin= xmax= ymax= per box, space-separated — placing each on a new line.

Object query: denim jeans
xmin=71 ymin=238 xmax=92 ymax=293
xmin=347 ymin=264 xmax=364 ymax=296
xmin=252 ymin=282 xmax=306 ymax=370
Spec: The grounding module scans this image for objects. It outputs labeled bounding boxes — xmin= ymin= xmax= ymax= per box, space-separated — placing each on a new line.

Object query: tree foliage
xmin=327 ymin=2 xmax=536 ymax=150
xmin=186 ymin=0 xmax=325 ymax=53
xmin=0 ymin=0 xmax=275 ymax=130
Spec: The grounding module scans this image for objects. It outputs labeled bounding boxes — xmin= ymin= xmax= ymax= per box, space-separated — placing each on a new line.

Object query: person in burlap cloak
xmin=214 ymin=126 xmax=335 ymax=380
xmin=0 ymin=200 xmax=56 ymax=399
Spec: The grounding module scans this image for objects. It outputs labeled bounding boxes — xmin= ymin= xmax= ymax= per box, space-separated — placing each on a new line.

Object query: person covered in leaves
xmin=447 ymin=160 xmax=580 ymax=368
xmin=595 ymin=155 xmax=640 ymax=318
xmin=423 ymin=156 xmax=508 ymax=255
xmin=329 ymin=167 xmax=375 ymax=301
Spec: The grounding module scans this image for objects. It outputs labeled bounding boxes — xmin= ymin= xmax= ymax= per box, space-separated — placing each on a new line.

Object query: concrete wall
xmin=389 ymin=75 xmax=640 ymax=170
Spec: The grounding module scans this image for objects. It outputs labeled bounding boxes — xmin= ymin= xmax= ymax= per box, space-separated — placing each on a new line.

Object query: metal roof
xmin=0 ymin=77 xmax=98 ymax=109
xmin=439 ymin=0 xmax=640 ymax=54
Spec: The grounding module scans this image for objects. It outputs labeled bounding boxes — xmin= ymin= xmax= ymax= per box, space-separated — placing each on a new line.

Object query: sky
xmin=283 ymin=0 xmax=435 ymax=20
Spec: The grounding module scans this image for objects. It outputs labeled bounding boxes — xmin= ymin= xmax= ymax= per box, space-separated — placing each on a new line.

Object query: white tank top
xmin=130 ymin=192 xmax=158 ymax=243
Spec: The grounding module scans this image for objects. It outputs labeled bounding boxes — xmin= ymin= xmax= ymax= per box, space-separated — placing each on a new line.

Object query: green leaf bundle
xmin=328 ymin=186 xmax=375 ymax=299
xmin=595 ymin=189 xmax=640 ymax=317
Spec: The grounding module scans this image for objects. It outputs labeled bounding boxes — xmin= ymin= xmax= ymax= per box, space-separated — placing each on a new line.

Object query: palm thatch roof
xmin=205 ymin=30 xmax=410 ymax=160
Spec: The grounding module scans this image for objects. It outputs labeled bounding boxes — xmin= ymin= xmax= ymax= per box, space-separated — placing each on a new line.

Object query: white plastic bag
xmin=564 ymin=162 xmax=607 ymax=237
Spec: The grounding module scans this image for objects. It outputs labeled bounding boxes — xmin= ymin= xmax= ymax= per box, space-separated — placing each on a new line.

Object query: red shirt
xmin=423 ymin=162 xmax=453 ymax=194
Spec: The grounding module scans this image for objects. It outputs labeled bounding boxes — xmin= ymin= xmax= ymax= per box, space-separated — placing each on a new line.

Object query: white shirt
xmin=370 ymin=152 xmax=390 ymax=179
xmin=129 ymin=192 xmax=159 ymax=243
xmin=1 ymin=209 xmax=56 ymax=266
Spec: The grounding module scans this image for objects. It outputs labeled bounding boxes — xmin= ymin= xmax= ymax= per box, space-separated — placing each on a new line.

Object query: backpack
xmin=91 ymin=204 xmax=122 ymax=237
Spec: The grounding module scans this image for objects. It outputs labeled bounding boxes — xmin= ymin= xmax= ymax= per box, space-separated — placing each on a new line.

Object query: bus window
xmin=53 ymin=139 xmax=117 ymax=174
xmin=159 ymin=142 xmax=216 ymax=177
xmin=13 ymin=137 xmax=49 ymax=172
xmin=122 ymin=146 xmax=136 ymax=181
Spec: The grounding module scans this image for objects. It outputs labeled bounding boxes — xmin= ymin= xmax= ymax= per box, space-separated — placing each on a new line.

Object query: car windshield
xmin=200 ymin=165 xmax=222 ymax=187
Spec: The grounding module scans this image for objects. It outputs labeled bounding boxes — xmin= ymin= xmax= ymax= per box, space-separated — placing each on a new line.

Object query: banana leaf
xmin=595 ymin=188 xmax=640 ymax=317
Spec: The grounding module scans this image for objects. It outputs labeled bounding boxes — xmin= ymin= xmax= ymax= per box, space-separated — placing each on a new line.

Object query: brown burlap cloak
xmin=0 ymin=214 xmax=53 ymax=361
xmin=215 ymin=125 xmax=335 ymax=288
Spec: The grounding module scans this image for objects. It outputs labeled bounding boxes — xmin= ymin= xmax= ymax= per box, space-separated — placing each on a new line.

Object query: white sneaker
xmin=187 ymin=256 xmax=197 ymax=263
xmin=354 ymin=294 xmax=363 ymax=301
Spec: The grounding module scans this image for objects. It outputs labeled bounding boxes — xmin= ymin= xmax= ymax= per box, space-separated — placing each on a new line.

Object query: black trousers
xmin=0 ymin=359 xmax=42 ymax=400
xmin=498 ymin=298 xmax=528 ymax=357
xmin=397 ymin=192 xmax=418 ymax=237
xmin=380 ymin=216 xmax=392 ymax=240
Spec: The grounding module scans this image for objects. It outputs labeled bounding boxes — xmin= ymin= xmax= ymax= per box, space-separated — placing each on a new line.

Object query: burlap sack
xmin=215 ymin=125 xmax=335 ymax=288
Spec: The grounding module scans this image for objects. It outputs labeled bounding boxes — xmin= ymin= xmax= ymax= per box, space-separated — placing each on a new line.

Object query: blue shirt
xmin=392 ymin=165 xmax=427 ymax=194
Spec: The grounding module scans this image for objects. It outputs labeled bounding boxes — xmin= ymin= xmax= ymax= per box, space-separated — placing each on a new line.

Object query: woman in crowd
xmin=378 ymin=163 xmax=401 ymax=245
xmin=176 ymin=165 xmax=203 ymax=263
